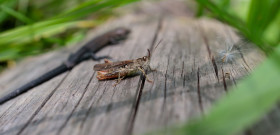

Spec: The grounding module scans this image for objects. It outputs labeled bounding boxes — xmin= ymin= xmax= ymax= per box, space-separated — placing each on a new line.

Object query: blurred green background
xmin=0 ymin=0 xmax=139 ymax=71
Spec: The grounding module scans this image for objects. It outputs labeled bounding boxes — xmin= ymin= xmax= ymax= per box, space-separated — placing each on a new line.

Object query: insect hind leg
xmin=138 ymin=67 xmax=153 ymax=83
xmin=113 ymin=72 xmax=125 ymax=86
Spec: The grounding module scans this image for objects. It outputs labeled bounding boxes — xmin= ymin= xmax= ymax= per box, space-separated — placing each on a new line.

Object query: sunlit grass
xmin=0 ymin=0 xmax=139 ymax=71
xmin=196 ymin=0 xmax=280 ymax=52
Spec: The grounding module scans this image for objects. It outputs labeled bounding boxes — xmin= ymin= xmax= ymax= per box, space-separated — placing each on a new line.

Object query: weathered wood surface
xmin=0 ymin=1 xmax=271 ymax=135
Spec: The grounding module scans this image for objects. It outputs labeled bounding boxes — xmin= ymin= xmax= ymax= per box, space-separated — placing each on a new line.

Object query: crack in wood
xmin=172 ymin=64 xmax=176 ymax=87
xmin=161 ymin=56 xmax=170 ymax=119
xmin=80 ymin=81 xmax=103 ymax=129
xmin=164 ymin=58 xmax=169 ymax=103
xmin=0 ymin=103 xmax=15 ymax=119
xmin=242 ymin=63 xmax=250 ymax=73
xmin=238 ymin=47 xmax=252 ymax=71
xmin=161 ymin=58 xmax=169 ymax=126
xmin=204 ymin=37 xmax=212 ymax=58
xmin=16 ymin=72 xmax=70 ymax=135
xmin=197 ymin=67 xmax=204 ymax=114
xmin=230 ymin=68 xmax=237 ymax=86
xmin=0 ymin=96 xmax=32 ymax=119
xmin=126 ymin=74 xmax=146 ymax=135
xmin=192 ymin=57 xmax=195 ymax=73
xmin=80 ymin=82 xmax=106 ymax=129
xmin=197 ymin=25 xmax=212 ymax=59
xmin=221 ymin=68 xmax=228 ymax=92
xmin=198 ymin=26 xmax=220 ymax=82
xmin=182 ymin=62 xmax=185 ymax=87
xmin=126 ymin=18 xmax=163 ymax=135
xmin=181 ymin=61 xmax=184 ymax=78
xmin=56 ymin=72 xmax=96 ymax=135
xmin=212 ymin=56 xmax=220 ymax=82
xmin=106 ymin=87 xmax=117 ymax=113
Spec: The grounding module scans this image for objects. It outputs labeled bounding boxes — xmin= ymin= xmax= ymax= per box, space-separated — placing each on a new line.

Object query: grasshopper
xmin=93 ymin=41 xmax=161 ymax=86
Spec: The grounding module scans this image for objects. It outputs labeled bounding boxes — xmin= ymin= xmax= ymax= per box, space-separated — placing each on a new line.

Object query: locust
xmin=93 ymin=41 xmax=161 ymax=86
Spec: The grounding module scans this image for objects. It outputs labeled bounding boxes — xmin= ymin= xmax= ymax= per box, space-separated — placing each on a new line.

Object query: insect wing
xmin=93 ymin=60 xmax=133 ymax=71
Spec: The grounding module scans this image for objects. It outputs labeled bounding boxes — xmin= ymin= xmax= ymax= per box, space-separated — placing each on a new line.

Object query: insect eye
xmin=143 ymin=57 xmax=146 ymax=60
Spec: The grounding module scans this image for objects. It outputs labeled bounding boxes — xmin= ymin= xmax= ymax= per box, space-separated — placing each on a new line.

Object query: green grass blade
xmin=0 ymin=0 xmax=139 ymax=47
xmin=195 ymin=3 xmax=204 ymax=17
xmin=213 ymin=0 xmax=231 ymax=10
xmin=247 ymin=0 xmax=280 ymax=39
xmin=0 ymin=5 xmax=33 ymax=24
xmin=0 ymin=0 xmax=17 ymax=24
xmin=0 ymin=0 xmax=139 ymax=61
xmin=60 ymin=0 xmax=102 ymax=16
xmin=0 ymin=18 xmax=78 ymax=46
xmin=195 ymin=0 xmax=249 ymax=41
xmin=263 ymin=11 xmax=280 ymax=45
xmin=57 ymin=0 xmax=139 ymax=19
xmin=0 ymin=47 xmax=20 ymax=61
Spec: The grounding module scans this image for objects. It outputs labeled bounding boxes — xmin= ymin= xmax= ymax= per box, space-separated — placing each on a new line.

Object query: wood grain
xmin=0 ymin=1 xmax=268 ymax=135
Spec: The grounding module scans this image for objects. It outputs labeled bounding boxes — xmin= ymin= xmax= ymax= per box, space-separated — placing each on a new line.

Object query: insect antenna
xmin=148 ymin=39 xmax=163 ymax=58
